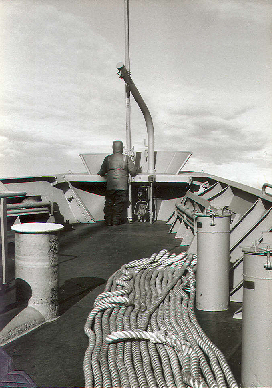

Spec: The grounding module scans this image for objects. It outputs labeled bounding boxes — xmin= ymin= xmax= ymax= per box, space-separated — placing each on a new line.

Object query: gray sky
xmin=0 ymin=0 xmax=271 ymax=189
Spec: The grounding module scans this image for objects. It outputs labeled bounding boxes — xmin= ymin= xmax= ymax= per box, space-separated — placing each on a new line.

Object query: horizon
xmin=0 ymin=0 xmax=271 ymax=190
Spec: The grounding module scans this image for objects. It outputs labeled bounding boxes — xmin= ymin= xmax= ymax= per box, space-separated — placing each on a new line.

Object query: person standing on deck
xmin=98 ymin=140 xmax=137 ymax=226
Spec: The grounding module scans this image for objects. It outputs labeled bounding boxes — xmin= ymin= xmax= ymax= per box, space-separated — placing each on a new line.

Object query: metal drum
xmin=11 ymin=222 xmax=64 ymax=321
xmin=196 ymin=214 xmax=230 ymax=311
xmin=241 ymin=246 xmax=272 ymax=388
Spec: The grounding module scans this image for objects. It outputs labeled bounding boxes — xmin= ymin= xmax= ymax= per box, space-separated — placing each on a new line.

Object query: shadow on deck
xmin=2 ymin=221 xmax=242 ymax=387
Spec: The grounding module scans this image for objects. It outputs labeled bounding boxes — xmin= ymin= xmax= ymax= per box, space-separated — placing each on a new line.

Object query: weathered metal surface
xmin=56 ymin=179 xmax=96 ymax=224
xmin=11 ymin=223 xmax=64 ymax=320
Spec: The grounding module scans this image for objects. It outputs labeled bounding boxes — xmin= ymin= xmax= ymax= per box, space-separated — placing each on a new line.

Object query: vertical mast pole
xmin=124 ymin=0 xmax=131 ymax=151
xmin=125 ymin=0 xmax=133 ymax=222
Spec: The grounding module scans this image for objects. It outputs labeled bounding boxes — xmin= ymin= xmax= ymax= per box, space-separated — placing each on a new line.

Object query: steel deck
xmin=2 ymin=221 xmax=242 ymax=387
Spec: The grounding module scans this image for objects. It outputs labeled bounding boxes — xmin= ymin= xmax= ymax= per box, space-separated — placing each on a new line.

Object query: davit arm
xmin=117 ymin=62 xmax=155 ymax=175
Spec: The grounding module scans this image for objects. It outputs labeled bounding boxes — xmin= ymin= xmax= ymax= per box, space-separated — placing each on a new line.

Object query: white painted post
xmin=196 ymin=214 xmax=230 ymax=311
xmin=11 ymin=222 xmax=64 ymax=321
xmin=241 ymin=246 xmax=272 ymax=387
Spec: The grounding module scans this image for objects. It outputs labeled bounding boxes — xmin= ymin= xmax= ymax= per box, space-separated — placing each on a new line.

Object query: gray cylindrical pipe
xmin=117 ymin=62 xmax=155 ymax=223
xmin=196 ymin=215 xmax=230 ymax=311
xmin=11 ymin=222 xmax=64 ymax=321
xmin=241 ymin=247 xmax=272 ymax=388
xmin=116 ymin=62 xmax=154 ymax=174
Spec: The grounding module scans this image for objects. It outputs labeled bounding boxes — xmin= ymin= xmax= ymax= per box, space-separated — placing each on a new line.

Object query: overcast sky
xmin=0 ymin=0 xmax=271 ymax=189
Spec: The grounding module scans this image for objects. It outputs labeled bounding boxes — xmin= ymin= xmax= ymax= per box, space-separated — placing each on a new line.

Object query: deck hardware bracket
xmin=148 ymin=174 xmax=156 ymax=183
xmin=210 ymin=214 xmax=215 ymax=226
xmin=262 ymin=182 xmax=272 ymax=197
xmin=264 ymin=248 xmax=272 ymax=270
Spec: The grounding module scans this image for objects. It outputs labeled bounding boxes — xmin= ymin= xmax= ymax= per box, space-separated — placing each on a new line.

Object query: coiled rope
xmin=83 ymin=249 xmax=238 ymax=388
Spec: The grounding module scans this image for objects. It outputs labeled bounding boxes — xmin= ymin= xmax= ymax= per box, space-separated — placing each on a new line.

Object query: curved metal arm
xmin=262 ymin=183 xmax=272 ymax=197
xmin=117 ymin=62 xmax=155 ymax=174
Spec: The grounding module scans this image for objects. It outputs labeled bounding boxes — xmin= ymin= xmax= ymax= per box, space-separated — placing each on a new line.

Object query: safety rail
xmin=262 ymin=183 xmax=272 ymax=197
xmin=174 ymin=192 xmax=218 ymax=232
xmin=175 ymin=204 xmax=194 ymax=229
xmin=168 ymin=180 xmax=272 ymax=303
xmin=6 ymin=200 xmax=53 ymax=217
xmin=202 ymin=184 xmax=229 ymax=201
xmin=229 ymin=199 xmax=259 ymax=232
xmin=230 ymin=207 xmax=272 ymax=253
xmin=184 ymin=191 xmax=212 ymax=209
xmin=229 ymin=280 xmax=243 ymax=297
xmin=174 ymin=195 xmax=219 ymax=236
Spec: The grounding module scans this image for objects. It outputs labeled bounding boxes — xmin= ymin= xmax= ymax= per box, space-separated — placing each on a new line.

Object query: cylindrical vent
xmin=11 ymin=223 xmax=64 ymax=321
xmin=196 ymin=215 xmax=230 ymax=311
xmin=241 ymin=247 xmax=272 ymax=388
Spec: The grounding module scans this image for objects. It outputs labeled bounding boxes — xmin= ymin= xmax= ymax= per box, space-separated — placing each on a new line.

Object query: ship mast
xmin=124 ymin=0 xmax=131 ymax=152
xmin=122 ymin=0 xmax=155 ymax=223
xmin=124 ymin=0 xmax=133 ymax=222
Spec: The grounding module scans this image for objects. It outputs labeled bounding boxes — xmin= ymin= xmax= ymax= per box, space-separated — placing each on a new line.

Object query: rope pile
xmin=83 ymin=249 xmax=238 ymax=388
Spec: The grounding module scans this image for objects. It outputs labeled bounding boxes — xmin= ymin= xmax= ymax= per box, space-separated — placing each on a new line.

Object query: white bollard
xmin=241 ymin=246 xmax=272 ymax=388
xmin=11 ymin=222 xmax=64 ymax=321
xmin=196 ymin=214 xmax=230 ymax=311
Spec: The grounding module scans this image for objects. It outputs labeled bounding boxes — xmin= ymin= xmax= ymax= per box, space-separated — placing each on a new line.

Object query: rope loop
xmin=83 ymin=249 xmax=238 ymax=388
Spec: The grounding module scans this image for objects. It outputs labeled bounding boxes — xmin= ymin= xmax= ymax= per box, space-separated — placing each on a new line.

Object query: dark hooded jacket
xmin=98 ymin=141 xmax=137 ymax=190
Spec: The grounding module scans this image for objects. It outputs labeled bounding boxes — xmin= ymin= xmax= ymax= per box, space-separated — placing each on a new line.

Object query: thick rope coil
xmin=106 ymin=329 xmax=193 ymax=356
xmin=183 ymin=372 xmax=206 ymax=388
xmin=94 ymin=289 xmax=126 ymax=303
xmin=84 ymin=295 xmax=130 ymax=337
xmin=83 ymin=249 xmax=239 ymax=388
xmin=124 ymin=253 xmax=158 ymax=269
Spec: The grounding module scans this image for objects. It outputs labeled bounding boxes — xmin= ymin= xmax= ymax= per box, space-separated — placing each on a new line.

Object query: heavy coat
xmin=98 ymin=149 xmax=137 ymax=190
